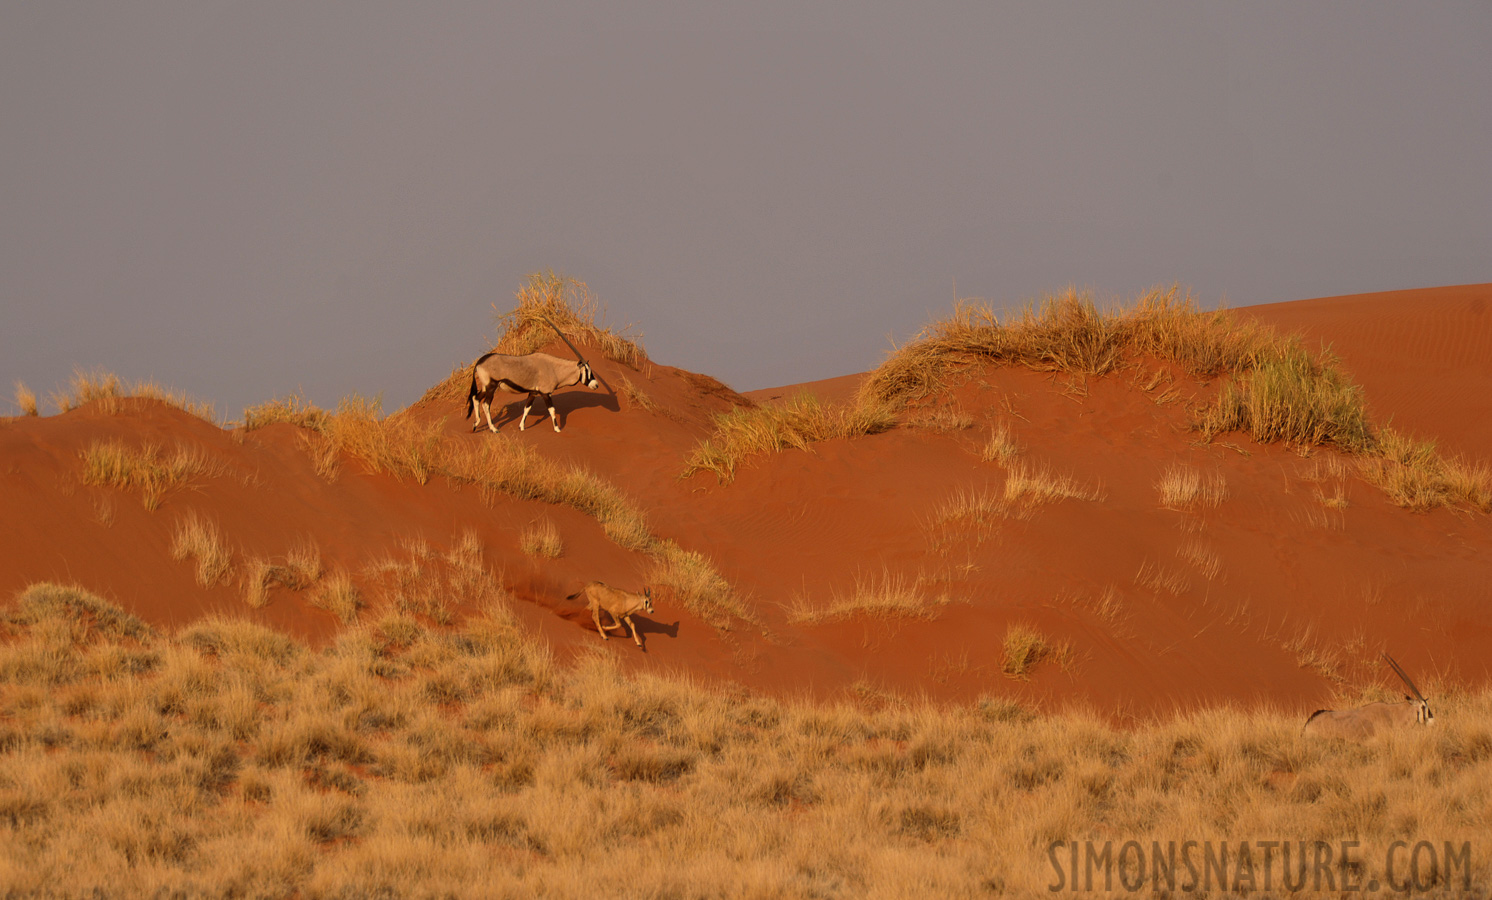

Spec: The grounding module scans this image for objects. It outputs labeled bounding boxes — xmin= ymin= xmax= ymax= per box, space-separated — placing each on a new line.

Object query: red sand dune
xmin=3 ymin=284 xmax=1490 ymax=719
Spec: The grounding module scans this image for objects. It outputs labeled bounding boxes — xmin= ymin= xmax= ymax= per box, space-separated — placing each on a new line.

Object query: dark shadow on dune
xmin=633 ymin=617 xmax=679 ymax=640
xmin=478 ymin=389 xmax=620 ymax=432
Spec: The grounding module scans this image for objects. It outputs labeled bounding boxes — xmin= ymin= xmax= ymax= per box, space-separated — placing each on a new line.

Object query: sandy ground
xmin=3 ymin=283 xmax=1489 ymax=719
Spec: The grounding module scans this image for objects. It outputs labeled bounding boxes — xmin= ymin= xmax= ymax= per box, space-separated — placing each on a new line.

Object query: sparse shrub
xmin=48 ymin=367 xmax=217 ymax=422
xmin=787 ymin=571 xmax=943 ymax=624
xmin=1156 ymin=464 xmax=1227 ymax=510
xmin=495 ymin=269 xmax=648 ymax=367
xmin=13 ymin=381 xmax=38 ymax=416
xmin=241 ymin=393 xmax=329 ymax=432
xmin=1195 ymin=344 xmax=1372 ymax=452
xmin=309 ymin=569 xmax=361 ymax=624
xmin=1002 ymin=463 xmax=1104 ymax=510
xmin=684 ymin=392 xmax=897 ymax=484
xmin=80 ymin=440 xmax=216 ymax=510
xmin=1001 ymin=623 xmax=1069 ymax=679
xmin=981 ymin=422 xmax=1020 ymax=465
xmin=170 ymin=512 xmax=234 ymax=587
xmin=518 ymin=519 xmax=563 ymax=559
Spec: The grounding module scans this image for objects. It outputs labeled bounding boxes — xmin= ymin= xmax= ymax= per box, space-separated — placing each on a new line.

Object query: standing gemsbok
xmin=1302 ymin=652 xmax=1435 ymax=740
xmin=467 ymin=318 xmax=601 ymax=433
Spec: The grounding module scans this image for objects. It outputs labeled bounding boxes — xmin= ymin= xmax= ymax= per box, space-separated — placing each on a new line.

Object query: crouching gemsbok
xmin=1302 ymin=653 xmax=1435 ymax=740
xmin=568 ymin=582 xmax=654 ymax=648
xmin=466 ymin=319 xmax=600 ymax=433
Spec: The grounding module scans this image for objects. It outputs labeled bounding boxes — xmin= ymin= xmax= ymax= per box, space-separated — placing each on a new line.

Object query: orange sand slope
xmin=3 ymin=283 xmax=1490 ymax=718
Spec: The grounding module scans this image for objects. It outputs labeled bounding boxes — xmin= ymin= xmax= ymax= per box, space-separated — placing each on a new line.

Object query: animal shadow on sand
xmin=625 ymin=617 xmax=680 ymax=652
xmin=483 ymin=391 xmax=620 ymax=431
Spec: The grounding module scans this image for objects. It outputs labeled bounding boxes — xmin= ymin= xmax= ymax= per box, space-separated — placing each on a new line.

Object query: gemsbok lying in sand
xmin=466 ymin=318 xmax=600 ymax=433
xmin=1302 ymin=652 xmax=1435 ymax=740
xmin=568 ymin=582 xmax=654 ymax=648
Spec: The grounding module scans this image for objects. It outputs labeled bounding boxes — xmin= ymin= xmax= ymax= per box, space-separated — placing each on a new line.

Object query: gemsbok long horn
xmin=540 ymin=315 xmax=590 ymax=366
xmin=1383 ymin=652 xmax=1427 ymax=703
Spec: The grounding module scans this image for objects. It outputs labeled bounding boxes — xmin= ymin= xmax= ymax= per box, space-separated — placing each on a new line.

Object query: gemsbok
xmin=1302 ymin=652 xmax=1435 ymax=740
xmin=466 ymin=318 xmax=600 ymax=433
xmin=568 ymin=582 xmax=654 ymax=648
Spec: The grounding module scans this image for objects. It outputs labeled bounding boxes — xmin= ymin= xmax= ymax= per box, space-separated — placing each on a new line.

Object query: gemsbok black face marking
xmin=465 ymin=319 xmax=599 ymax=433
xmin=1302 ymin=652 xmax=1434 ymax=740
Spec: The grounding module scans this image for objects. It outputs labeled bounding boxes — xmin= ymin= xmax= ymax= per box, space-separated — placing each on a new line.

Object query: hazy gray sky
xmin=4 ymin=2 xmax=1489 ymax=418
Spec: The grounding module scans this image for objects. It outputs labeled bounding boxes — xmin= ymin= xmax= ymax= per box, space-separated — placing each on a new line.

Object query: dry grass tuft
xmin=913 ymin=405 xmax=975 ymax=433
xmin=1135 ymin=560 xmax=1192 ymax=597
xmin=618 ymin=376 xmax=659 ymax=413
xmin=363 ymin=533 xmax=511 ymax=627
xmin=241 ymin=392 xmax=329 ymax=432
xmin=319 ymin=396 xmax=443 ymax=485
xmin=684 ymin=393 xmax=898 ymax=484
xmin=309 ymin=569 xmax=362 ymax=624
xmin=1156 ymin=464 xmax=1228 ymax=511
xmin=495 ymin=269 xmax=648 ymax=368
xmin=1002 ymin=463 xmax=1104 ymax=510
xmin=13 ymin=381 xmax=38 ymax=416
xmin=1000 ymin=623 xmax=1071 ymax=679
xmin=981 ymin=422 xmax=1021 ymax=465
xmin=1194 ymin=344 xmax=1372 ymax=453
xmin=787 ymin=571 xmax=945 ymax=624
xmin=647 ymin=542 xmax=754 ymax=631
xmin=1357 ymin=428 xmax=1492 ymax=513
xmin=80 ymin=440 xmax=218 ymax=510
xmin=858 ymin=286 xmax=1277 ymax=408
xmin=240 ymin=541 xmax=323 ymax=609
xmin=1177 ymin=539 xmax=1223 ymax=581
xmin=170 ymin=512 xmax=234 ymax=587
xmin=49 ymin=367 xmax=218 ymax=422
xmin=518 ymin=519 xmax=564 ymax=559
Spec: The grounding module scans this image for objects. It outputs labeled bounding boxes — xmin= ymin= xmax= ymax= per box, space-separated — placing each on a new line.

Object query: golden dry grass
xmin=169 ymin=512 xmax=234 ymax=587
xmin=1357 ymin=428 xmax=1492 ymax=513
xmin=1002 ymin=463 xmax=1104 ymax=510
xmin=1156 ymin=464 xmax=1228 ymax=511
xmin=308 ymin=569 xmax=362 ymax=624
xmin=859 ymin=286 xmax=1489 ymax=514
xmin=79 ymin=440 xmax=218 ymax=510
xmin=240 ymin=540 xmax=323 ymax=609
xmin=618 ymin=375 xmax=659 ymax=413
xmin=1001 ymin=622 xmax=1072 ymax=680
xmin=4 ymin=583 xmax=1492 ymax=897
xmin=858 ymin=286 xmax=1277 ymax=408
xmin=786 ymin=571 xmax=946 ymax=624
xmin=980 ymin=422 xmax=1021 ymax=465
xmin=518 ymin=519 xmax=564 ymax=559
xmin=684 ymin=393 xmax=898 ymax=484
xmin=12 ymin=381 xmax=38 ymax=417
xmin=48 ymin=367 xmax=218 ymax=423
xmin=240 ymin=392 xmax=329 ymax=432
xmin=495 ymin=269 xmax=648 ymax=367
